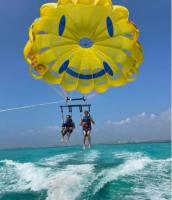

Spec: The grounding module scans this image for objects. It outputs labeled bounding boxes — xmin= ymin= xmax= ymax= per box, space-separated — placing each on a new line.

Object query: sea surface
xmin=0 ymin=142 xmax=171 ymax=200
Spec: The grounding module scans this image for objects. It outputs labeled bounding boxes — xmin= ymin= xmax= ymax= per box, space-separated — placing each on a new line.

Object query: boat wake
xmin=0 ymin=149 xmax=171 ymax=200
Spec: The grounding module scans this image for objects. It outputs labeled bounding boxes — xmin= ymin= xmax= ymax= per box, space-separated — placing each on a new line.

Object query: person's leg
xmin=66 ymin=132 xmax=70 ymax=142
xmin=61 ymin=128 xmax=67 ymax=142
xmin=83 ymin=130 xmax=87 ymax=149
xmin=61 ymin=127 xmax=64 ymax=142
xmin=69 ymin=127 xmax=73 ymax=134
xmin=67 ymin=128 xmax=72 ymax=142
xmin=87 ymin=131 xmax=91 ymax=147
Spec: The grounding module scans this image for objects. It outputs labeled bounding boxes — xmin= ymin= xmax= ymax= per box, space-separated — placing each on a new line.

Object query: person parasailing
xmin=80 ymin=110 xmax=95 ymax=149
xmin=61 ymin=115 xmax=75 ymax=143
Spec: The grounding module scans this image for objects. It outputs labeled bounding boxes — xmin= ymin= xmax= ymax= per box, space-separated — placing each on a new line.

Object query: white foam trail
xmin=134 ymin=183 xmax=171 ymax=200
xmin=83 ymin=150 xmax=100 ymax=162
xmin=0 ymin=160 xmax=18 ymax=192
xmin=114 ymin=151 xmax=145 ymax=159
xmin=47 ymin=164 xmax=95 ymax=200
xmin=132 ymin=158 xmax=171 ymax=200
xmin=1 ymin=160 xmax=50 ymax=191
xmin=39 ymin=153 xmax=76 ymax=167
xmin=0 ymin=155 xmax=170 ymax=200
xmin=0 ymin=100 xmax=64 ymax=113
xmin=0 ymin=160 xmax=95 ymax=200
xmin=94 ymin=154 xmax=151 ymax=194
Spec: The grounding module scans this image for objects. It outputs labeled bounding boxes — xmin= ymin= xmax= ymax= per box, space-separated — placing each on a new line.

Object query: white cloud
xmin=133 ymin=112 xmax=147 ymax=121
xmin=150 ymin=113 xmax=156 ymax=120
xmin=1 ymin=109 xmax=170 ymax=148
xmin=114 ymin=117 xmax=131 ymax=126
xmin=110 ymin=110 xmax=167 ymax=126
xmin=159 ymin=108 xmax=171 ymax=121
xmin=140 ymin=112 xmax=146 ymax=117
xmin=96 ymin=108 xmax=171 ymax=143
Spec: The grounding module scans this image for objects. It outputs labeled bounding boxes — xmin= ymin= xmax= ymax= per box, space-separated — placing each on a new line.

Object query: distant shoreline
xmin=0 ymin=140 xmax=171 ymax=151
xmin=110 ymin=140 xmax=171 ymax=145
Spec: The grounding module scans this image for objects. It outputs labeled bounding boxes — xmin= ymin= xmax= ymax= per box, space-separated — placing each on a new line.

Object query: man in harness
xmin=80 ymin=111 xmax=95 ymax=149
xmin=61 ymin=115 xmax=75 ymax=143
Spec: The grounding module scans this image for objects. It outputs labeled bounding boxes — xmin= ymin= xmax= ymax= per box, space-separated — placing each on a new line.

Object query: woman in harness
xmin=80 ymin=111 xmax=95 ymax=149
xmin=61 ymin=115 xmax=75 ymax=143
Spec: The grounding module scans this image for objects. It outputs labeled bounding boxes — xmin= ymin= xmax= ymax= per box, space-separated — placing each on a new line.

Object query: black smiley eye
xmin=59 ymin=15 xmax=66 ymax=36
xmin=106 ymin=16 xmax=114 ymax=37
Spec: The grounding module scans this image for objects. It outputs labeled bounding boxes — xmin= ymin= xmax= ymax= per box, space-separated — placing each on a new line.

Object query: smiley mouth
xmin=59 ymin=60 xmax=114 ymax=80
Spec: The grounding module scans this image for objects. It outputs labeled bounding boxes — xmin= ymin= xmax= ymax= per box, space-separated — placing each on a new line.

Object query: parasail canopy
xmin=24 ymin=0 xmax=143 ymax=94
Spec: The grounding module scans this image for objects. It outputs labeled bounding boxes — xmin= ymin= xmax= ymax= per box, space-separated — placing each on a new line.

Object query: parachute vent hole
xmin=79 ymin=38 xmax=93 ymax=48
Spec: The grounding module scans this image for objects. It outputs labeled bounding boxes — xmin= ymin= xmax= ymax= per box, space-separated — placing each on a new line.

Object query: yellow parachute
xmin=24 ymin=0 xmax=143 ymax=94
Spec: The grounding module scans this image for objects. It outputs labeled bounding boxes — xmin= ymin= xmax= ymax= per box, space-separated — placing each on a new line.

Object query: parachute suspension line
xmin=59 ymin=85 xmax=68 ymax=99
xmin=84 ymin=95 xmax=87 ymax=104
xmin=68 ymin=105 xmax=73 ymax=118
xmin=79 ymin=105 xmax=83 ymax=121
xmin=48 ymin=84 xmax=66 ymax=99
xmin=86 ymin=92 xmax=97 ymax=100
xmin=60 ymin=106 xmax=65 ymax=123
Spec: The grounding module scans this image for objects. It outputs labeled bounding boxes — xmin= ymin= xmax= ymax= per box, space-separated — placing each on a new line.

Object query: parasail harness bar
xmin=65 ymin=96 xmax=86 ymax=103
xmin=60 ymin=96 xmax=91 ymax=122
xmin=60 ymin=104 xmax=91 ymax=113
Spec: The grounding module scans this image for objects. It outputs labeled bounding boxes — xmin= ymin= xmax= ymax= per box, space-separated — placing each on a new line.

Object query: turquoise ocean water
xmin=0 ymin=142 xmax=171 ymax=200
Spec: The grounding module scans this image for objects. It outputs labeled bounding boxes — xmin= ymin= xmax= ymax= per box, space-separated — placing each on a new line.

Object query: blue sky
xmin=0 ymin=0 xmax=171 ymax=148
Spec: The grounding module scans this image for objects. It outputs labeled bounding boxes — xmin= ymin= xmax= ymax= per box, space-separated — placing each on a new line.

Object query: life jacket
xmin=82 ymin=116 xmax=91 ymax=129
xmin=65 ymin=119 xmax=73 ymax=127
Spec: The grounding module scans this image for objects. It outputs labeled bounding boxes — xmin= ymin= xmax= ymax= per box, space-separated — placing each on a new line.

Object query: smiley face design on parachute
xmin=58 ymin=15 xmax=114 ymax=80
xmin=24 ymin=0 xmax=143 ymax=93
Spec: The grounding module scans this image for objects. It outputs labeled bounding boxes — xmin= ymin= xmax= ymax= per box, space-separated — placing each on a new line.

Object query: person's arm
xmin=90 ymin=117 xmax=95 ymax=124
xmin=72 ymin=121 xmax=75 ymax=128
xmin=80 ymin=118 xmax=83 ymax=126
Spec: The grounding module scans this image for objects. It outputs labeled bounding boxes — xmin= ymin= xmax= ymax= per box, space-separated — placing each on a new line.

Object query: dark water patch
xmin=0 ymin=190 xmax=47 ymax=200
xmin=92 ymin=179 xmax=135 ymax=200
xmin=93 ymin=159 xmax=123 ymax=172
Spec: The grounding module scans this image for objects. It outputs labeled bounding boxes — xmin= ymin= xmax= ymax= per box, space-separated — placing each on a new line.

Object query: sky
xmin=0 ymin=0 xmax=171 ymax=148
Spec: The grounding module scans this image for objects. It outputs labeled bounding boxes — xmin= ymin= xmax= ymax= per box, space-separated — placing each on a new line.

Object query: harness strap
xmin=60 ymin=106 xmax=64 ymax=123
